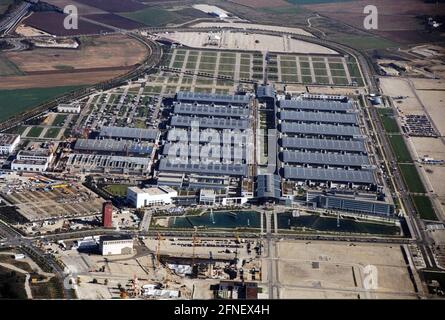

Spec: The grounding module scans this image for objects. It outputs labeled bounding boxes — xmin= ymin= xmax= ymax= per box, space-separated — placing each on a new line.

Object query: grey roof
xmin=280 ymin=123 xmax=361 ymax=137
xmin=279 ymin=99 xmax=354 ymax=112
xmin=162 ymin=142 xmax=246 ymax=160
xmin=281 ymin=151 xmax=370 ymax=167
xmin=173 ymin=103 xmax=249 ymax=118
xmin=279 ymin=110 xmax=357 ymax=124
xmin=256 ymin=174 xmax=281 ymax=199
xmin=74 ymin=139 xmax=153 ymax=154
xmin=256 ymin=84 xmax=276 ymax=99
xmin=281 ymin=137 xmax=366 ymax=153
xmin=99 ymin=126 xmax=159 ymax=141
xmin=170 ymin=115 xmax=249 ymax=130
xmin=283 ymin=167 xmax=375 ymax=184
xmin=68 ymin=153 xmax=151 ymax=166
xmin=166 ymin=128 xmax=251 ymax=145
xmin=176 ymin=91 xmax=250 ymax=105
xmin=159 ymin=158 xmax=247 ymax=176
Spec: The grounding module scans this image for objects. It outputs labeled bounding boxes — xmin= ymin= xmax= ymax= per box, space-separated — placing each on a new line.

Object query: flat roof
xmin=99 ymin=126 xmax=159 ymax=141
xmin=280 ymin=123 xmax=361 ymax=137
xmin=176 ymin=91 xmax=250 ymax=104
xmin=279 ymin=99 xmax=354 ymax=112
xmin=100 ymin=235 xmax=133 ymax=242
xmin=281 ymin=151 xmax=370 ymax=167
xmin=0 ymin=133 xmax=19 ymax=146
xmin=170 ymin=115 xmax=249 ymax=130
xmin=281 ymin=137 xmax=366 ymax=153
xmin=279 ymin=110 xmax=357 ymax=124
xmin=173 ymin=103 xmax=249 ymax=118
xmin=163 ymin=143 xmax=246 ymax=160
xmin=75 ymin=139 xmax=153 ymax=154
xmin=159 ymin=158 xmax=247 ymax=176
xmin=284 ymin=167 xmax=375 ymax=184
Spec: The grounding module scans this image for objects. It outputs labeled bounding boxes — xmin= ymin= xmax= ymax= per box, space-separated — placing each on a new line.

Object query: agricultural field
xmin=85 ymin=13 xmax=145 ymax=29
xmin=5 ymin=35 xmax=147 ymax=73
xmin=23 ymin=12 xmax=113 ymax=36
xmin=228 ymin=0 xmax=291 ymax=8
xmin=120 ymin=7 xmax=207 ymax=27
xmin=0 ymin=54 xmax=23 ymax=76
xmin=74 ymin=0 xmax=145 ymax=12
xmin=0 ymin=86 xmax=83 ymax=122
xmin=0 ymin=0 xmax=12 ymax=15
xmin=302 ymin=0 xmax=445 ymax=44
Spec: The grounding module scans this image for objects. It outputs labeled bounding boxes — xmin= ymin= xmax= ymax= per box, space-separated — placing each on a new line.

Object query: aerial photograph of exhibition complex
xmin=0 ymin=0 xmax=444 ymax=301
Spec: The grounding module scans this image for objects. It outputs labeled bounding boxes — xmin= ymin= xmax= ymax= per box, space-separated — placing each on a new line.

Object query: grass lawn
xmin=411 ymin=195 xmax=438 ymax=221
xmin=103 ymin=184 xmax=129 ymax=197
xmin=44 ymin=128 xmax=61 ymax=139
xmin=52 ymin=114 xmax=67 ymax=127
xmin=399 ymin=164 xmax=426 ymax=194
xmin=378 ymin=108 xmax=399 ymax=133
xmin=387 ymin=135 xmax=413 ymax=163
xmin=0 ymin=86 xmax=84 ymax=122
xmin=26 ymin=126 xmax=44 ymax=138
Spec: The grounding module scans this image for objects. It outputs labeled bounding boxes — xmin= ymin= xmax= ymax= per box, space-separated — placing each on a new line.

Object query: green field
xmin=44 ymin=128 xmax=61 ymax=139
xmin=378 ymin=108 xmax=399 ymax=133
xmin=26 ymin=126 xmax=44 ymax=138
xmin=411 ymin=195 xmax=438 ymax=221
xmin=387 ymin=135 xmax=413 ymax=163
xmin=0 ymin=54 xmax=23 ymax=76
xmin=333 ymin=35 xmax=399 ymax=50
xmin=52 ymin=114 xmax=67 ymax=127
xmin=399 ymin=164 xmax=426 ymax=194
xmin=0 ymin=86 xmax=84 ymax=122
xmin=121 ymin=8 xmax=181 ymax=27
xmin=103 ymin=184 xmax=129 ymax=197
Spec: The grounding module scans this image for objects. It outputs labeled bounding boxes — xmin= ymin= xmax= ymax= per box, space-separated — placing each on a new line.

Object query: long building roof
xmin=159 ymin=158 xmax=247 ymax=176
xmin=74 ymin=139 xmax=153 ymax=154
xmin=162 ymin=143 xmax=246 ymax=160
xmin=99 ymin=126 xmax=159 ymax=141
xmin=280 ymin=123 xmax=361 ymax=137
xmin=279 ymin=110 xmax=357 ymax=124
xmin=281 ymin=151 xmax=370 ymax=167
xmin=173 ymin=103 xmax=249 ymax=118
xmin=176 ymin=91 xmax=250 ymax=104
xmin=279 ymin=99 xmax=354 ymax=112
xmin=170 ymin=115 xmax=249 ymax=130
xmin=281 ymin=137 xmax=366 ymax=153
xmin=283 ymin=167 xmax=375 ymax=184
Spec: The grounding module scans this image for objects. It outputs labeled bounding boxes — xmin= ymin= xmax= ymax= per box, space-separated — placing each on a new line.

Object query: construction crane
xmin=156 ymin=232 xmax=164 ymax=268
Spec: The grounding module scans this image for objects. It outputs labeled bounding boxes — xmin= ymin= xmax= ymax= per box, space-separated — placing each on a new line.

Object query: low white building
xmin=127 ymin=185 xmax=178 ymax=208
xmin=57 ymin=103 xmax=81 ymax=113
xmin=0 ymin=134 xmax=20 ymax=155
xmin=99 ymin=235 xmax=134 ymax=256
xmin=11 ymin=149 xmax=54 ymax=172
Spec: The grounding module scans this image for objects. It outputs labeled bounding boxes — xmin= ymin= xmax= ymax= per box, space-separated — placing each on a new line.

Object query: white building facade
xmin=11 ymin=150 xmax=54 ymax=172
xmin=127 ymin=185 xmax=178 ymax=208
xmin=57 ymin=104 xmax=81 ymax=113
xmin=0 ymin=134 xmax=20 ymax=155
xmin=100 ymin=236 xmax=134 ymax=256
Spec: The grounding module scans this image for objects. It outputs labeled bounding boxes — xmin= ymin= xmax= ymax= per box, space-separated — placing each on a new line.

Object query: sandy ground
xmin=15 ymin=24 xmax=51 ymax=37
xmin=416 ymin=90 xmax=445 ymax=136
xmin=411 ymin=137 xmax=445 ymax=160
xmin=5 ymin=34 xmax=147 ymax=72
xmin=275 ymin=241 xmax=417 ymax=299
xmin=307 ymin=86 xmax=365 ymax=95
xmin=191 ymin=22 xmax=314 ymax=37
xmin=411 ymin=78 xmax=445 ymax=90
xmin=159 ymin=31 xmax=337 ymax=54
xmin=379 ymin=77 xmax=423 ymax=114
